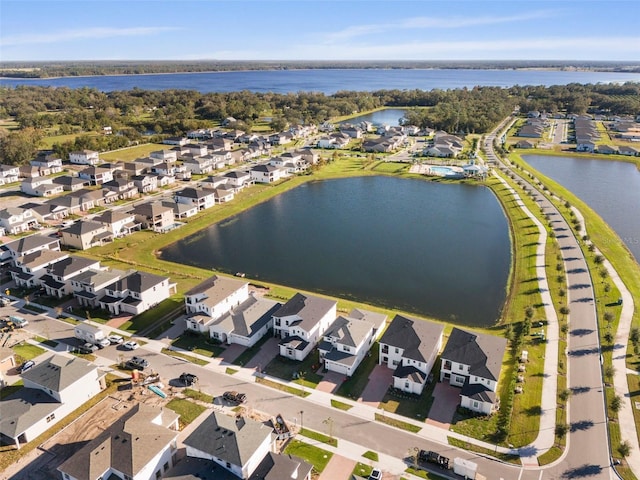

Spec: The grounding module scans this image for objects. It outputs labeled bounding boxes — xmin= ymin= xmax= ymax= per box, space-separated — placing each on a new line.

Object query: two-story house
xmin=439 ymin=328 xmax=507 ymax=414
xmin=319 ymin=309 xmax=387 ymax=376
xmin=52 ymin=175 xmax=91 ymax=192
xmin=10 ymin=249 xmax=70 ymax=288
xmin=0 ymin=207 xmax=38 ymax=235
xmin=93 ymin=210 xmax=141 ymax=238
xmin=131 ymin=173 xmax=158 ymax=193
xmin=4 ymin=234 xmax=60 ymax=262
xmin=150 ymin=149 xmax=178 ymax=163
xmin=31 ymin=154 xmax=63 ymax=173
xmin=40 ymin=256 xmax=102 ymax=298
xmin=184 ymin=275 xmax=249 ymax=333
xmin=0 ymin=354 xmax=106 ymax=449
xmin=0 ymin=164 xmax=20 ymax=184
xmin=20 ymin=177 xmax=64 ymax=197
xmin=273 ymin=293 xmax=337 ymax=361
xmin=60 ymin=220 xmax=113 ymax=250
xmin=223 ymin=170 xmax=252 ymax=190
xmin=71 ymin=268 xmax=125 ymax=308
xmin=378 ymin=315 xmax=444 ymax=395
xmin=250 ymin=164 xmax=287 ymax=184
xmin=58 ymin=404 xmax=179 ymax=480
xmin=98 ymin=270 xmax=176 ymax=316
xmin=174 ymin=187 xmax=216 ymax=211
xmin=78 ymin=166 xmax=113 ymax=185
xmin=209 ymin=294 xmax=281 ymax=347
xmin=182 ymin=155 xmax=213 ymax=175
xmin=129 ymin=202 xmax=174 ymax=232
xmin=102 ymin=177 xmax=138 ymax=200
xmin=69 ymin=150 xmax=100 ymax=166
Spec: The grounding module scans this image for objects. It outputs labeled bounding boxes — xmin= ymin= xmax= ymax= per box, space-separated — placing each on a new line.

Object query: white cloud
xmin=324 ymin=10 xmax=557 ymax=42
xmin=194 ymin=36 xmax=640 ymax=61
xmin=1 ymin=26 xmax=180 ymax=47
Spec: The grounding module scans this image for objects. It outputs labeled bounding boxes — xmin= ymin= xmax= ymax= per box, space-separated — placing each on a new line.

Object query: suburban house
xmin=174 ymin=187 xmax=216 ymax=211
xmin=69 ymin=150 xmax=100 ymax=166
xmin=52 ymin=175 xmax=91 ymax=192
xmin=20 ymin=177 xmax=63 ymax=197
xmin=60 ymin=220 xmax=113 ymax=250
xmin=184 ymin=275 xmax=249 ymax=333
xmin=0 ymin=354 xmax=106 ymax=449
xmin=213 ymin=187 xmax=235 ymax=204
xmin=150 ymin=149 xmax=178 ymax=163
xmin=31 ymin=154 xmax=63 ymax=173
xmin=78 ymin=166 xmax=114 ymax=185
xmin=439 ymin=327 xmax=507 ymax=415
xmin=184 ymin=143 xmax=208 ymax=157
xmin=182 ymin=411 xmax=274 ymax=480
xmin=21 ymin=202 xmax=68 ymax=223
xmin=378 ymin=315 xmax=444 ymax=395
xmin=250 ymin=164 xmax=287 ymax=184
xmin=224 ymin=170 xmax=252 ymax=189
xmin=0 ymin=164 xmax=20 ymax=184
xmin=0 ymin=207 xmax=38 ymax=235
xmin=10 ymin=249 xmax=70 ymax=288
xmin=57 ymin=404 xmax=179 ymax=480
xmin=209 ymin=294 xmax=281 ymax=347
xmin=98 ymin=270 xmax=176 ymax=316
xmin=163 ymin=136 xmax=188 ymax=146
xmin=162 ymin=200 xmax=199 ymax=219
xmin=71 ymin=268 xmax=124 ymax=309
xmin=19 ymin=165 xmax=48 ymax=178
xmin=129 ymin=202 xmax=175 ymax=232
xmin=0 ymin=346 xmax=16 ymax=388
xmin=131 ymin=173 xmax=158 ymax=193
xmin=273 ymin=293 xmax=337 ymax=361
xmin=4 ymin=234 xmax=60 ymax=261
xmin=183 ymin=155 xmax=213 ymax=175
xmin=319 ymin=308 xmax=387 ymax=376
xmin=94 ymin=210 xmax=141 ymax=238
xmin=40 ymin=255 xmax=102 ymax=298
xmin=103 ymin=177 xmax=138 ymax=200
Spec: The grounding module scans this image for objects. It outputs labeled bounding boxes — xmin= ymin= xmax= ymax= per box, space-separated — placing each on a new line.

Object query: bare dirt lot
xmin=2 ymin=382 xmax=169 ymax=480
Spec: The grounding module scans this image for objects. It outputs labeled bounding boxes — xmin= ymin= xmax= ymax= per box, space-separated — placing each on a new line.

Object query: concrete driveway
xmin=244 ymin=337 xmax=280 ymax=370
xmin=426 ymin=382 xmax=460 ymax=428
xmin=316 ymin=371 xmax=344 ymax=393
xmin=319 ymin=454 xmax=356 ymax=480
xmin=216 ymin=344 xmax=244 ymax=365
xmin=359 ymin=364 xmax=393 ymax=407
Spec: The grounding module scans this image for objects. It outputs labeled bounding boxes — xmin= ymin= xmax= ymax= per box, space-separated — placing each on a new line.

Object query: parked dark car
xmin=76 ymin=342 xmax=99 ymax=354
xmin=125 ymin=356 xmax=149 ymax=370
xmin=223 ymin=391 xmax=247 ymax=404
xmin=179 ymin=372 xmax=198 ymax=386
xmin=418 ymin=450 xmax=450 ymax=469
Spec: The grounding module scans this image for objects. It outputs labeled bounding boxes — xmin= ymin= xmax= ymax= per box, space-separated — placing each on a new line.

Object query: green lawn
xmin=165 ymin=398 xmax=206 ymax=426
xmin=300 ymin=427 xmax=338 ymax=447
xmin=283 ymin=440 xmax=333 ymax=474
xmin=171 ymin=332 xmax=225 ymax=358
xmin=352 ymin=463 xmax=373 ymax=478
xmin=374 ymin=413 xmax=421 ymax=433
xmin=232 ymin=334 xmax=271 ymax=366
xmin=336 ymin=342 xmax=380 ymax=400
xmin=0 ymin=380 xmax=24 ymax=400
xmin=264 ymin=350 xmax=322 ymax=388
xmin=100 ymin=143 xmax=166 ymax=161
xmin=161 ymin=348 xmax=208 ymax=366
xmin=255 ymin=377 xmax=310 ymax=397
xmin=182 ymin=388 xmax=214 ymax=404
xmin=12 ymin=343 xmax=45 ymax=362
xmin=363 ymin=450 xmax=379 ymax=461
xmin=330 ymin=399 xmax=352 ymax=411
xmin=118 ymin=297 xmax=184 ymax=334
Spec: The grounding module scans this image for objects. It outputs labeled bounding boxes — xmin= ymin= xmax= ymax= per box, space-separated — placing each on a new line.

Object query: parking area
xmin=358 ymin=364 xmax=393 ymax=407
xmin=244 ymin=337 xmax=279 ymax=370
xmin=426 ymin=381 xmax=460 ymax=428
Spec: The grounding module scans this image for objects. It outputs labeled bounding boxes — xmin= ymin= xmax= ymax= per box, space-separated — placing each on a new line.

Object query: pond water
xmin=524 ymin=155 xmax=640 ymax=263
xmin=340 ymin=108 xmax=408 ymax=126
xmin=161 ymin=176 xmax=511 ymax=327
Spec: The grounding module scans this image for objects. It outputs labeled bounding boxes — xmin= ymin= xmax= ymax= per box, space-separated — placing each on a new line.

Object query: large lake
xmin=524 ymin=155 xmax=640 ymax=263
xmin=340 ymin=108 xmax=407 ymax=126
xmin=161 ymin=176 xmax=511 ymax=327
xmin=2 ymin=69 xmax=638 ymax=94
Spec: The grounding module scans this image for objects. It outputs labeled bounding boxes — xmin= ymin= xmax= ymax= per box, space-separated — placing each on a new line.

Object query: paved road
xmin=485 ymin=120 xmax=615 ymax=480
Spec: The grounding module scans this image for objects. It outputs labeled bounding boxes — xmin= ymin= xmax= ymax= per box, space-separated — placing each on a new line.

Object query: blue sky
xmin=1 ymin=0 xmax=639 ymax=62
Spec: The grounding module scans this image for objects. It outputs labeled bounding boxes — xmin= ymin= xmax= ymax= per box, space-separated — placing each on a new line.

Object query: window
xmin=155 ymin=470 xmax=161 ymax=479
xmin=46 ymin=413 xmax=55 ymax=422
xmin=443 ymin=360 xmax=451 ymax=370
xmin=395 ymin=347 xmax=400 ymax=354
xmin=458 ymin=364 xmax=464 ymax=370
xmin=473 ymin=401 xmax=479 ymax=409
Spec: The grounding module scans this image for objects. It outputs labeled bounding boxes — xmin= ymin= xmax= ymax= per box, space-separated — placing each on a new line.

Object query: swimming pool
xmin=429 ymin=166 xmax=464 ymax=178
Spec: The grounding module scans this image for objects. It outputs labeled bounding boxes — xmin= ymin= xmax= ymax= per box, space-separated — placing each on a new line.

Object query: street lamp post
xmin=299 ymin=410 xmax=304 ymax=432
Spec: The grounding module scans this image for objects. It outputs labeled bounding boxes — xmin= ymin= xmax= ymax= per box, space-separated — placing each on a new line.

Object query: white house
xmin=71 ymin=268 xmax=124 ymax=309
xmin=0 ymin=207 xmax=38 ymax=235
xmin=20 ymin=177 xmax=64 ymax=197
xmin=10 ymin=249 xmax=70 ymax=288
xmin=150 ymin=149 xmax=178 ymax=163
xmin=0 ymin=354 xmax=106 ymax=449
xmin=4 ymin=234 xmax=60 ymax=261
xmin=60 ymin=220 xmax=112 ymax=250
xmin=58 ymin=404 xmax=179 ymax=480
xmin=40 ymin=256 xmax=102 ymax=298
xmin=318 ymin=309 xmax=387 ymax=376
xmin=250 ymin=164 xmax=287 ymax=183
xmin=183 ymin=412 xmax=274 ymax=480
xmin=98 ymin=270 xmax=177 ymax=316
xmin=31 ymin=154 xmax=63 ymax=173
xmin=184 ymin=275 xmax=250 ymax=333
xmin=174 ymin=187 xmax=216 ymax=211
xmin=440 ymin=327 xmax=507 ymax=415
xmin=378 ymin=315 xmax=444 ymax=395
xmin=224 ymin=170 xmax=252 ymax=189
xmin=273 ymin=293 xmax=337 ymax=361
xmin=69 ymin=150 xmax=100 ymax=166
xmin=94 ymin=210 xmax=141 ymax=238
xmin=209 ymin=294 xmax=281 ymax=347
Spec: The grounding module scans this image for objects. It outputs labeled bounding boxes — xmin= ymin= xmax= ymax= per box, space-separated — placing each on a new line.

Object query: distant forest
xmin=1 ymin=60 xmax=640 ymax=78
xmin=1 ymin=81 xmax=639 ymax=165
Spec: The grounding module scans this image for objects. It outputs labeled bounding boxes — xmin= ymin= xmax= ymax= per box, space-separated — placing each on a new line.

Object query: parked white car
xmin=108 ymin=335 xmax=124 ymax=345
xmin=123 ymin=340 xmax=139 ymax=350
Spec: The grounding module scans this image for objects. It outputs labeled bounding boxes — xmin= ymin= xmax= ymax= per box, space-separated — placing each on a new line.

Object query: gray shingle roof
xmin=213 ymin=295 xmax=281 ymax=338
xmin=105 ymin=270 xmax=168 ymax=294
xmin=272 ymin=293 xmax=336 ymax=332
xmin=183 ymin=412 xmax=272 ymax=469
xmin=379 ymin=314 xmax=444 ymax=363
xmin=441 ymin=328 xmax=507 ymax=381
xmin=185 ymin=275 xmax=247 ymax=308
xmin=5 ymin=235 xmax=58 ymax=255
xmin=21 ymin=354 xmax=97 ymax=392
xmin=47 ymin=255 xmax=98 ymax=278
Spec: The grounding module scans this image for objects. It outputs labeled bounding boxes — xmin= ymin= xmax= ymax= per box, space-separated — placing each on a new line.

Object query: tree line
xmin=1 ymin=82 xmax=639 ymax=164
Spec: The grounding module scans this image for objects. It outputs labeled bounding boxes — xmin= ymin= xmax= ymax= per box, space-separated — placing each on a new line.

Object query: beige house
xmin=60 ymin=220 xmax=113 ymax=250
xmin=129 ymin=202 xmax=174 ymax=232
